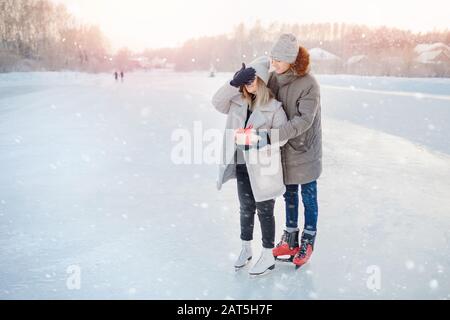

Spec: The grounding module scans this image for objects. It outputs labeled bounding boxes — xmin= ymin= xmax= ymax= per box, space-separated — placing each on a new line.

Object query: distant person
xmin=120 ymin=71 xmax=124 ymax=82
xmin=114 ymin=71 xmax=118 ymax=81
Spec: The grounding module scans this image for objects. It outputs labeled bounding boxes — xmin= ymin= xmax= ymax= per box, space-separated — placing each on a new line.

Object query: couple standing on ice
xmin=212 ymin=34 xmax=322 ymax=276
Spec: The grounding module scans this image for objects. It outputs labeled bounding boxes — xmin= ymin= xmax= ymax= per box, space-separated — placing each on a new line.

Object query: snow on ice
xmin=0 ymin=71 xmax=449 ymax=299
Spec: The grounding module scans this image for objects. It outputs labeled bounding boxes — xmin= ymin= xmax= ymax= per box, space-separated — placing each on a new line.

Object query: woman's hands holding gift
xmin=235 ymin=125 xmax=257 ymax=150
xmin=235 ymin=125 xmax=270 ymax=150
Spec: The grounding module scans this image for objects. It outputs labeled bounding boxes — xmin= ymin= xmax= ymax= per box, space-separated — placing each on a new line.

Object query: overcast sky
xmin=52 ymin=0 xmax=450 ymax=51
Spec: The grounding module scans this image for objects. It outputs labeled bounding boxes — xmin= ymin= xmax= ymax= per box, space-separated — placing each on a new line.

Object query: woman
xmin=267 ymin=34 xmax=323 ymax=269
xmin=212 ymin=56 xmax=288 ymax=276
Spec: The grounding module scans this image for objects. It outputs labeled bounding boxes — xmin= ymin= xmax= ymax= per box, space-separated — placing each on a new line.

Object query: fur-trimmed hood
xmin=291 ymin=46 xmax=311 ymax=77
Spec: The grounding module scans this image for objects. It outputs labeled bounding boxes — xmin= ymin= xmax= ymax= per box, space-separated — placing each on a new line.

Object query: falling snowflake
xmin=405 ymin=260 xmax=415 ymax=270
xmin=141 ymin=108 xmax=150 ymax=118
xmin=429 ymin=279 xmax=439 ymax=289
xmin=308 ymin=291 xmax=318 ymax=299
xmin=128 ymin=288 xmax=137 ymax=295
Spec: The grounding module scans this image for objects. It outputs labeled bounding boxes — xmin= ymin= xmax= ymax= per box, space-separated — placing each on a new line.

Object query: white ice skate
xmin=249 ymin=248 xmax=275 ymax=276
xmin=234 ymin=240 xmax=253 ymax=270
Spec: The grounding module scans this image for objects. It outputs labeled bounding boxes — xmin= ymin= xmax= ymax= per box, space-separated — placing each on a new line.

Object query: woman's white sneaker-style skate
xmin=249 ymin=248 xmax=276 ymax=276
xmin=234 ymin=240 xmax=253 ymax=270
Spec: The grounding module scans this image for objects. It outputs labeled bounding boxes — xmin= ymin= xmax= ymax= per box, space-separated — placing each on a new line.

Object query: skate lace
xmin=276 ymin=234 xmax=287 ymax=247
xmin=299 ymin=240 xmax=310 ymax=257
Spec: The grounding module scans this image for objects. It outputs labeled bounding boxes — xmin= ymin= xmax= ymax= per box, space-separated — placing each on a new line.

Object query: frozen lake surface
xmin=0 ymin=71 xmax=449 ymax=299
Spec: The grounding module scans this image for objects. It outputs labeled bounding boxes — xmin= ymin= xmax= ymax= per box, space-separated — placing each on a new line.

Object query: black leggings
xmin=236 ymin=164 xmax=275 ymax=249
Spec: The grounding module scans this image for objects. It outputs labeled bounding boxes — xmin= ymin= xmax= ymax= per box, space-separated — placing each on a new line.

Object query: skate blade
xmin=249 ymin=265 xmax=275 ymax=277
xmin=234 ymin=257 xmax=252 ymax=271
xmin=275 ymin=255 xmax=294 ymax=263
xmin=294 ymin=262 xmax=309 ymax=270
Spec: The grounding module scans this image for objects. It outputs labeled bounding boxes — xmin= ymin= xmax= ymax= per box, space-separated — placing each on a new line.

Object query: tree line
xmin=1 ymin=2 xmax=449 ymax=76
xmin=143 ymin=22 xmax=450 ymax=77
xmin=0 ymin=0 xmax=111 ymax=72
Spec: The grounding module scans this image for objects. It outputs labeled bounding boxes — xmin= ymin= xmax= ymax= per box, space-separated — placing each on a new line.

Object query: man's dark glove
xmin=230 ymin=63 xmax=256 ymax=88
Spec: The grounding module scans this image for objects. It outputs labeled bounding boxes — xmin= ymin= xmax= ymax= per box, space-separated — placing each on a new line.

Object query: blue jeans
xmin=283 ymin=181 xmax=318 ymax=232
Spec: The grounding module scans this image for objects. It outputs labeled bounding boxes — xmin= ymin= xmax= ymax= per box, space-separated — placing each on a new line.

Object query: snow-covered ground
xmin=0 ymin=71 xmax=449 ymax=300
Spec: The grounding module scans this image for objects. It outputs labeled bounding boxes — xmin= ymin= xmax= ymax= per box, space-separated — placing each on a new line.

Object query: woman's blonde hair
xmin=242 ymin=77 xmax=274 ymax=110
